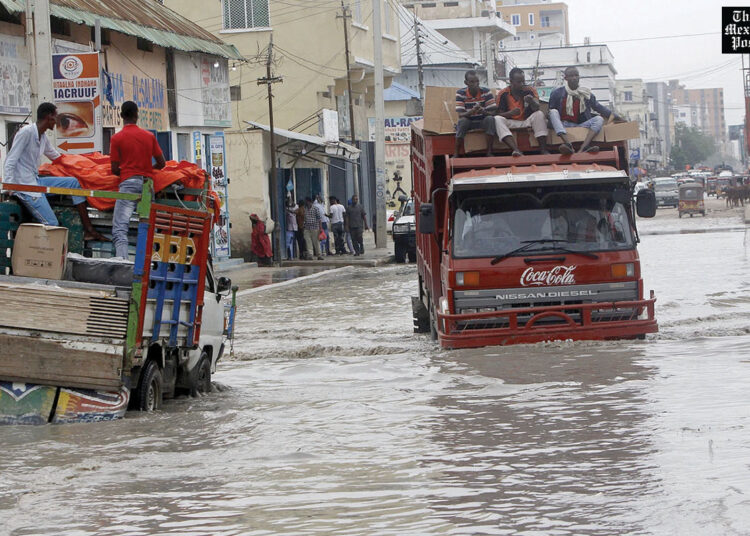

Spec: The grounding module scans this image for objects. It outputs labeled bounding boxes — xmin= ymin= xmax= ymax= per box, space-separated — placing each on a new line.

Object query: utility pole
xmin=257 ymin=35 xmax=283 ymax=262
xmin=372 ymin=0 xmax=386 ymax=248
xmin=26 ymin=0 xmax=54 ymax=113
xmin=338 ymin=1 xmax=359 ymax=198
xmin=413 ymin=15 xmax=425 ymax=102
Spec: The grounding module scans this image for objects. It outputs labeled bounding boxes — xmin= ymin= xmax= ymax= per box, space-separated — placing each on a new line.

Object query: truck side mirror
xmin=398 ymin=194 xmax=408 ymax=202
xmin=419 ymin=203 xmax=435 ymax=234
xmin=636 ymin=189 xmax=657 ymax=218
xmin=217 ymin=276 xmax=232 ymax=293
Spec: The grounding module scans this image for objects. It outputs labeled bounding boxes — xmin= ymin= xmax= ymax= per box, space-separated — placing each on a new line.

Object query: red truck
xmin=410 ymin=123 xmax=659 ymax=349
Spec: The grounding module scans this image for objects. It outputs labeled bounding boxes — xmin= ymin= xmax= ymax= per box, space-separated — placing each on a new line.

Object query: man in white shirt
xmin=3 ymin=102 xmax=105 ymax=240
xmin=328 ymin=196 xmax=346 ymax=255
xmin=285 ymin=197 xmax=299 ymax=259
xmin=313 ymin=194 xmax=331 ymax=256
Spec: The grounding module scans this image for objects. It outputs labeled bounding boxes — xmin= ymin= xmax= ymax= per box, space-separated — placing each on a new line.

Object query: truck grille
xmin=453 ymin=282 xmax=640 ymax=330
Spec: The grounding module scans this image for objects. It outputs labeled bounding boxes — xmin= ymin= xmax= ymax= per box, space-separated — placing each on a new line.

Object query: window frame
xmin=511 ymin=13 xmax=521 ymax=26
xmin=222 ymin=0 xmax=271 ymax=31
xmin=528 ymin=13 xmax=534 ymax=26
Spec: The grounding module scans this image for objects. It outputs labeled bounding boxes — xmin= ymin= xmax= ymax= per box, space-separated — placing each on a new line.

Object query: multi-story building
xmin=400 ymin=0 xmax=514 ymax=83
xmin=669 ymin=81 xmax=726 ymax=143
xmin=165 ymin=0 xmax=401 ymax=259
xmin=397 ymin=5 xmax=483 ymax=91
xmin=673 ymin=104 xmax=703 ymax=130
xmin=645 ymin=81 xmax=672 ymax=169
xmin=0 ymin=0 xmax=238 ymax=258
xmin=496 ymin=0 xmax=569 ymax=50
xmin=502 ymin=43 xmax=617 ymax=105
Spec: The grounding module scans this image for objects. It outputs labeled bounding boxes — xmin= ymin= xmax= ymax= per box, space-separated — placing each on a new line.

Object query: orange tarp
xmin=39 ymin=153 xmax=220 ymax=217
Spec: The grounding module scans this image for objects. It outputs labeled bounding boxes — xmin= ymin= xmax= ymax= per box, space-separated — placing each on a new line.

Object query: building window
xmin=421 ymin=2 xmax=436 ymax=7
xmin=230 ymin=85 xmax=242 ymax=101
xmin=353 ymin=0 xmax=362 ymax=22
xmin=223 ymin=0 xmax=270 ymax=30
xmin=511 ymin=14 xmax=521 ymax=26
xmin=50 ymin=16 xmax=71 ymax=36
xmin=529 ymin=33 xmax=535 ymax=39
xmin=513 ymin=36 xmax=521 ymax=41
xmin=137 ymin=38 xmax=153 ymax=52
xmin=443 ymin=1 xmax=459 ymax=5
xmin=541 ymin=15 xmax=550 ymax=27
xmin=528 ymin=13 xmax=534 ymax=26
xmin=624 ymin=91 xmax=633 ymax=102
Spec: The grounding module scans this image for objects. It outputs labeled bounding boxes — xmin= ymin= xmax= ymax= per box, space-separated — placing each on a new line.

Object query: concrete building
xmin=496 ymin=0 xmax=569 ymax=50
xmin=673 ymin=104 xmax=703 ymax=130
xmin=502 ymin=43 xmax=617 ymax=105
xmin=645 ymin=81 xmax=672 ymax=169
xmin=165 ymin=0 xmax=401 ymax=259
xmin=401 ymin=0 xmax=514 ymax=83
xmin=669 ymin=81 xmax=726 ymax=143
xmin=397 ymin=5 xmax=483 ymax=92
xmin=615 ymin=78 xmax=665 ymax=171
xmin=0 ymin=0 xmax=238 ymax=258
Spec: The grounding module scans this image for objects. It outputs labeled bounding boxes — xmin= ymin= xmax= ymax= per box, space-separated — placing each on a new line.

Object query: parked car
xmin=650 ymin=177 xmax=679 ymax=208
xmin=386 ymin=209 xmax=396 ymax=233
xmin=392 ymin=197 xmax=416 ymax=263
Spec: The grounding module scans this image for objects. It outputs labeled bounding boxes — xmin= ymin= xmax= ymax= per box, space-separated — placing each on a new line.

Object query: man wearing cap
xmin=109 ymin=100 xmax=166 ymax=259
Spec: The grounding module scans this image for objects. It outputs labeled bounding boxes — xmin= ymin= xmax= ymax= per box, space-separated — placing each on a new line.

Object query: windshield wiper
xmin=490 ymin=239 xmax=598 ymax=265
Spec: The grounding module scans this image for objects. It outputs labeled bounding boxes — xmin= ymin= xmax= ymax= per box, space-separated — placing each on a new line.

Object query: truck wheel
xmin=137 ymin=360 xmax=163 ymax=412
xmin=190 ymin=353 xmax=212 ymax=396
xmin=394 ymin=242 xmax=406 ymax=263
xmin=412 ymin=296 xmax=430 ymax=333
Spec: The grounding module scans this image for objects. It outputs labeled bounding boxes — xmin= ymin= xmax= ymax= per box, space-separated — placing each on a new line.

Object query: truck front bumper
xmin=436 ymin=291 xmax=658 ymax=349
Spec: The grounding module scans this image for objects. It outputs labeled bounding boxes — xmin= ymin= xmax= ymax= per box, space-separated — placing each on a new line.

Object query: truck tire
xmin=394 ymin=242 xmax=406 ymax=263
xmin=190 ymin=353 xmax=212 ymax=397
xmin=136 ymin=360 xmax=163 ymax=411
xmin=412 ymin=296 xmax=430 ymax=333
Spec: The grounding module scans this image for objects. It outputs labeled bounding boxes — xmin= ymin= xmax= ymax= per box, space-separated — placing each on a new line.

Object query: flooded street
xmin=3 ymin=209 xmax=750 ymax=535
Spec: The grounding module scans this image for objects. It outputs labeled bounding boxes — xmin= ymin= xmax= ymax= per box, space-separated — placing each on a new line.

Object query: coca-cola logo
xmin=520 ymin=265 xmax=577 ymax=287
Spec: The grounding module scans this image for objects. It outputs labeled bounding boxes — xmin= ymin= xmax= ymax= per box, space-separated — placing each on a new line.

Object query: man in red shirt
xmin=109 ymin=101 xmax=166 ymax=258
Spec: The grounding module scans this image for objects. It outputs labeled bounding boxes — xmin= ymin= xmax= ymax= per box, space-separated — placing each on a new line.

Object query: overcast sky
xmin=564 ymin=0 xmax=745 ymax=127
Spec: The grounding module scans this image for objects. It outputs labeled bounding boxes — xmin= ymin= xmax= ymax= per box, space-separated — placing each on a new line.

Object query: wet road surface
xmin=2 ymin=214 xmax=750 ymax=535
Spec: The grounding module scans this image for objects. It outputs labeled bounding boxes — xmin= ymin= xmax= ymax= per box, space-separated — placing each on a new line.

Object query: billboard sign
xmin=52 ymin=52 xmax=101 ymax=153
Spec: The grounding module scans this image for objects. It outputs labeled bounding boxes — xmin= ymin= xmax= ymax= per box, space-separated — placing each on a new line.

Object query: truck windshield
xmin=453 ymin=192 xmax=635 ymax=258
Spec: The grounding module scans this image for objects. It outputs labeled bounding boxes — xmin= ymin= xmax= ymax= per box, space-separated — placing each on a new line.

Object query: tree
xmin=669 ymin=123 xmax=716 ymax=170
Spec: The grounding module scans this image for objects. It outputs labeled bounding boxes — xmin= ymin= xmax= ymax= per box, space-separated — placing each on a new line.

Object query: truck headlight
xmin=393 ymin=223 xmax=409 ymax=233
xmin=611 ymin=263 xmax=634 ymax=278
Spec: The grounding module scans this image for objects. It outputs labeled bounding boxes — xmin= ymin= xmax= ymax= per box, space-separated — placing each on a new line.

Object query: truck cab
xmin=410 ymin=121 xmax=658 ymax=349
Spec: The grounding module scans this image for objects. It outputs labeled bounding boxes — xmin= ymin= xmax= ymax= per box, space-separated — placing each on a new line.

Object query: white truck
xmin=0 ymin=180 xmax=237 ymax=424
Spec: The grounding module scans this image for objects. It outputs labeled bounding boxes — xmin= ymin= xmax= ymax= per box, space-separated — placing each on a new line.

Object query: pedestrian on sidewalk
xmin=249 ymin=213 xmax=273 ymax=266
xmin=295 ymin=198 xmax=307 ymax=260
xmin=346 ymin=194 xmax=368 ymax=256
xmin=285 ymin=198 xmax=299 ymax=259
xmin=314 ymin=194 xmax=332 ymax=256
xmin=303 ymin=197 xmax=324 ymax=260
xmin=329 ymin=196 xmax=346 ymax=254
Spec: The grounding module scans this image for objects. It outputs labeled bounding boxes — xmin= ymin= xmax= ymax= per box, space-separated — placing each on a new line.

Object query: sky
xmin=564 ymin=0 xmax=745 ymax=127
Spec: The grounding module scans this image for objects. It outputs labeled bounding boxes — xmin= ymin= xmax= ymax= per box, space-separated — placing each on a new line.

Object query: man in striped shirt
xmin=454 ymin=70 xmax=497 ymax=157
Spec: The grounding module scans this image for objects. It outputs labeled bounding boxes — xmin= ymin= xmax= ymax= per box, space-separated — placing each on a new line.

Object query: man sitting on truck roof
xmin=548 ymin=67 xmax=625 ymax=154
xmin=494 ymin=68 xmax=549 ymax=156
xmin=109 ymin=101 xmax=166 ymax=259
xmin=2 ymin=102 xmax=107 ymax=241
xmin=454 ymin=70 xmax=497 ymax=158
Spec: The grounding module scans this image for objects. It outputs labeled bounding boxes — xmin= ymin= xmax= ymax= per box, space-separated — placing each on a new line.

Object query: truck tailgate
xmin=0 ymin=328 xmax=125 ymax=390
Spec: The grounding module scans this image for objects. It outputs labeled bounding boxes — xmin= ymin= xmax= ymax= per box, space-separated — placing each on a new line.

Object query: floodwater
xmin=2 ymin=211 xmax=750 ymax=535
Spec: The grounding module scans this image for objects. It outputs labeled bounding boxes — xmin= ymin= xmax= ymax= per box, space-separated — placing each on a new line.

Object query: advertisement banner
xmin=52 ymin=52 xmax=102 ymax=153
xmin=368 ymin=116 xmax=422 ymax=144
xmin=192 ymin=131 xmax=202 ymax=168
xmin=0 ymin=36 xmax=31 ymax=116
xmin=209 ymin=133 xmax=230 ymax=259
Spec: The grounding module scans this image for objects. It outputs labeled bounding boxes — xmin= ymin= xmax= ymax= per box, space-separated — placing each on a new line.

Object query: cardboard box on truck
xmin=11 ymin=224 xmax=68 ymax=280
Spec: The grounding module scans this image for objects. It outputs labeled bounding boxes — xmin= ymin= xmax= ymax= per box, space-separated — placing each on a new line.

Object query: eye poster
xmin=52 ymin=52 xmax=102 ymax=154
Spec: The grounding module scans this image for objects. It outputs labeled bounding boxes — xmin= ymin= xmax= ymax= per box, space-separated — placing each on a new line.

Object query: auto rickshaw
xmin=678 ymin=181 xmax=705 ymax=217
xmin=706 ymin=177 xmax=718 ymax=197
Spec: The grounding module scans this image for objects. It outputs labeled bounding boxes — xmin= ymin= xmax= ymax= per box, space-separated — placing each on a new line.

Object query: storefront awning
xmin=244 ymin=120 xmax=361 ymax=162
